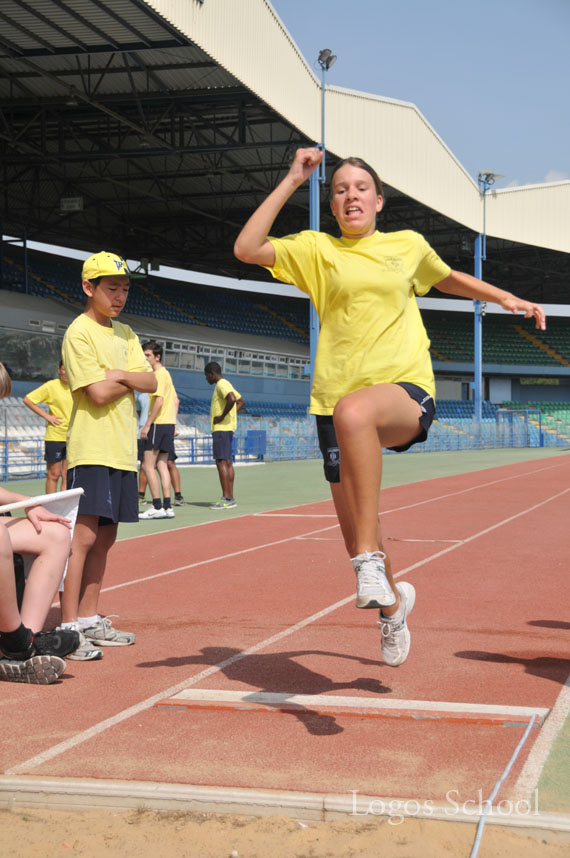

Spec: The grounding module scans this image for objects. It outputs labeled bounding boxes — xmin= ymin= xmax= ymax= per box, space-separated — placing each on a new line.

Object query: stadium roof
xmin=0 ymin=0 xmax=569 ymax=303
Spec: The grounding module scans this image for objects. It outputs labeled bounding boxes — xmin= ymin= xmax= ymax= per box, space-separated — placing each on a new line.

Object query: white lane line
xmin=6 ymin=595 xmax=354 ymax=775
xmin=16 ymin=485 xmax=569 ymax=776
xmin=380 ymin=459 xmax=569 ymax=517
xmin=252 ymin=460 xmax=568 ymax=523
xmin=512 ymin=671 xmax=570 ymax=801
xmin=254 ymin=514 xmax=338 ymax=518
xmin=99 ymin=485 xmax=570 ymax=596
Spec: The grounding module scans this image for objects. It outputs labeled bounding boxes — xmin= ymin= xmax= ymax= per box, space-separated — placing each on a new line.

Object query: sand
xmin=2 ymin=807 xmax=569 ymax=858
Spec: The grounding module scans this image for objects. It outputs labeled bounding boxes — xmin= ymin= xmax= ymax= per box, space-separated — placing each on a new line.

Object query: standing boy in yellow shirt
xmin=204 ymin=362 xmax=244 ymax=509
xmin=23 ymin=360 xmax=73 ymax=493
xmin=139 ymin=340 xmax=178 ymax=520
xmin=60 ymin=252 xmax=156 ymax=661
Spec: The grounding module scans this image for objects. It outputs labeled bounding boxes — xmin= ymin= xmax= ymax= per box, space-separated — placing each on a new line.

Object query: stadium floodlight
xmin=318 ymin=49 xmax=337 ymax=71
xmin=307 ymin=48 xmax=338 ymax=384
xmin=478 ymin=171 xmax=505 ymax=186
xmin=473 ymin=169 xmax=505 ymax=428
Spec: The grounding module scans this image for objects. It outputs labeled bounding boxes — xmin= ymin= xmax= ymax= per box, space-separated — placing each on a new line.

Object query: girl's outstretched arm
xmin=234 ymin=147 xmax=322 ymax=267
xmin=435 ymin=270 xmax=546 ymax=330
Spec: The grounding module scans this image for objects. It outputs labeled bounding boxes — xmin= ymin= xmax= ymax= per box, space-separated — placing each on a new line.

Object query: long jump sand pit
xmin=2 ymin=806 xmax=570 ymax=858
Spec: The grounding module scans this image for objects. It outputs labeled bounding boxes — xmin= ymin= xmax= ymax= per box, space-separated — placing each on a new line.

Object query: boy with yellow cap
xmin=60 ymin=252 xmax=157 ymax=660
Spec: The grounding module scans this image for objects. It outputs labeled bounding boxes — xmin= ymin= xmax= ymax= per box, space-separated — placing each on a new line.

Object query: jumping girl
xmin=234 ymin=147 xmax=546 ymax=667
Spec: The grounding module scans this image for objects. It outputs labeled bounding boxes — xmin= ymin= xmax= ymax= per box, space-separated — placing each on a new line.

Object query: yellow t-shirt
xmin=26 ymin=378 xmax=73 ymax=442
xmin=266 ymin=229 xmax=451 ymax=413
xmin=62 ymin=314 xmax=152 ymax=471
xmin=151 ymin=366 xmax=177 ymax=424
xmin=210 ymin=378 xmax=241 ymax=432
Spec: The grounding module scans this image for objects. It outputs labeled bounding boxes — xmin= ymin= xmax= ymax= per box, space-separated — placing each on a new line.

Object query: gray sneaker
xmin=209 ymin=498 xmax=237 ymax=510
xmin=352 ymin=551 xmax=396 ymax=608
xmin=83 ymin=615 xmax=136 ymax=647
xmin=65 ymin=625 xmax=103 ymax=661
xmin=0 ymin=654 xmax=65 ymax=684
xmin=379 ymin=582 xmax=416 ymax=667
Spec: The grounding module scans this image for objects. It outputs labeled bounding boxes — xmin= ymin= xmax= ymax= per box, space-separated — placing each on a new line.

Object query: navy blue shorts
xmin=144 ymin=424 xmax=175 ymax=457
xmin=45 ymin=441 xmax=66 ymax=464
xmin=67 ymin=465 xmax=139 ymax=524
xmin=137 ymin=438 xmax=145 ymax=462
xmin=315 ymin=382 xmax=435 ymax=483
xmin=212 ymin=431 xmax=233 ymax=461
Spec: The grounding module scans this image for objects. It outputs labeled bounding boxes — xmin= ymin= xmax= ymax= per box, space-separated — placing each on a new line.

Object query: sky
xmin=270 ymin=0 xmax=570 ymax=189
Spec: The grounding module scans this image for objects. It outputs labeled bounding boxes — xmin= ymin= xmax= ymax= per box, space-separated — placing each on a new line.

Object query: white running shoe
xmin=379 ymin=582 xmax=416 ymax=667
xmin=65 ymin=624 xmax=103 ymax=661
xmin=163 ymin=508 xmax=175 ymax=518
xmin=352 ymin=551 xmax=396 ymax=608
xmin=139 ymin=507 xmax=167 ymax=519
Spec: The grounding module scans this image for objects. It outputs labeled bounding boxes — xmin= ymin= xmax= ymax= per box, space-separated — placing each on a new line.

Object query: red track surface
xmin=2 ymin=455 xmax=568 ymax=804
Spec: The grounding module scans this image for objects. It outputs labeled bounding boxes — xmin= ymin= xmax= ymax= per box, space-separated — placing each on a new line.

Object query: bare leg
xmin=216 ymin=460 xmax=234 ymax=498
xmin=4 ymin=518 xmax=70 ymax=632
xmin=142 ymin=449 xmax=161 ymax=501
xmin=60 ymin=514 xmax=99 ymax=624
xmin=45 ymin=461 xmax=62 ymax=494
xmin=0 ymin=526 xmax=22 ymax=632
xmin=168 ymin=460 xmax=181 ymax=494
xmin=333 ymin=384 xmax=422 ymax=616
xmin=77 ymin=523 xmax=118 ymax=617
xmin=155 ymin=452 xmax=171 ymax=500
xmin=329 ymin=481 xmax=395 ymax=588
xmin=138 ymin=466 xmax=148 ymax=495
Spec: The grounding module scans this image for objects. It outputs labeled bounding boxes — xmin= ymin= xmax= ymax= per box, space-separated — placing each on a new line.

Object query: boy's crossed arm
xmin=84 ymin=369 xmax=157 ymax=406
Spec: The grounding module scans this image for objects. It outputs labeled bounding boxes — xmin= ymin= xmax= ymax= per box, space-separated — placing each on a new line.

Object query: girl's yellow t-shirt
xmin=266 ymin=229 xmax=451 ymax=414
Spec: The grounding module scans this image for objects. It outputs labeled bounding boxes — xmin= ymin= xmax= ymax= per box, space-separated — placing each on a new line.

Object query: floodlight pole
xmin=308 ymin=50 xmax=336 ymax=384
xmin=473 ymin=172 xmax=499 ymax=430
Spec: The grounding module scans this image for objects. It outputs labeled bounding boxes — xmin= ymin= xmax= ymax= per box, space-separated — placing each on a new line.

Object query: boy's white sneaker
xmin=139 ymin=507 xmax=167 ymax=520
xmin=352 ymin=551 xmax=396 ymax=608
xmin=379 ymin=582 xmax=416 ymax=667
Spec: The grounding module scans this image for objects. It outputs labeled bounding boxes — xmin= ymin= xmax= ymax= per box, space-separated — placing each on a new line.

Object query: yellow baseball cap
xmin=82 ymin=251 xmax=130 ymax=281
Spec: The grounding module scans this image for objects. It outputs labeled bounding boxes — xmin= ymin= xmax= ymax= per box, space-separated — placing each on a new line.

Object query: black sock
xmin=175 ymin=493 xmax=183 ymax=500
xmin=138 ymin=492 xmax=145 ymax=500
xmin=152 ymin=498 xmax=162 ymax=510
xmin=163 ymin=497 xmax=171 ymax=510
xmin=0 ymin=623 xmax=33 ymax=658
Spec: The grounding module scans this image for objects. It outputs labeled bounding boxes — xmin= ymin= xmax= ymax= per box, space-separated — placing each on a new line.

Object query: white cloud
xmin=543 ymin=169 xmax=569 ymax=183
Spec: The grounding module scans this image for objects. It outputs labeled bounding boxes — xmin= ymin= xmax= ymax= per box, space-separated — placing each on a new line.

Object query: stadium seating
xmin=1 ymin=248 xmax=309 ymax=345
xmin=423 ymin=311 xmax=570 ymax=367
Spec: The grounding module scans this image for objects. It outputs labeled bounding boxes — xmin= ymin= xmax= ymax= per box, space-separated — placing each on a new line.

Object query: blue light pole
xmin=473 ymin=170 xmax=503 ymax=427
xmin=307 ymin=49 xmax=337 ymax=382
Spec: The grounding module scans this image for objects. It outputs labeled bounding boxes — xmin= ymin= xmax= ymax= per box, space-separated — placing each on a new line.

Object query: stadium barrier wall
xmin=1 ymin=412 xmax=568 ymax=482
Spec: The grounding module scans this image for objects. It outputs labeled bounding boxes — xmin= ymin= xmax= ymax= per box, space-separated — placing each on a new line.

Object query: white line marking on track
xmin=18 ymin=484 xmax=570 ymax=776
xmin=380 ymin=460 xmax=569 ymax=517
xmin=99 ymin=485 xmax=570 ymax=596
xmin=512 ymin=670 xmax=570 ymax=801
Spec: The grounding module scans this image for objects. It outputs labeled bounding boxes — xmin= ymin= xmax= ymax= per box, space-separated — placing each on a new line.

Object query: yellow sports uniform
xmin=210 ymin=378 xmax=241 ymax=432
xmin=266 ymin=230 xmax=451 ymax=414
xmin=151 ymin=366 xmax=177 ymax=424
xmin=62 ymin=314 xmax=151 ymax=471
xmin=26 ymin=379 xmax=73 ymax=442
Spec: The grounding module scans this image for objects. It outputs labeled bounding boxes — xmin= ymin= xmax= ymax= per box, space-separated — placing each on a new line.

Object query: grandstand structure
xmin=0 ymin=0 xmax=568 ymax=477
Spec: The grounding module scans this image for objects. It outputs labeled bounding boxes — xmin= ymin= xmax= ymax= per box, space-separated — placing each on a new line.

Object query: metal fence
xmin=0 ymin=408 xmax=568 ymax=481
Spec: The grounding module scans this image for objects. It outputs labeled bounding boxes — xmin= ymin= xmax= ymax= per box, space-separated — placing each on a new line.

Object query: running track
xmin=1 ymin=455 xmax=569 ymax=811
